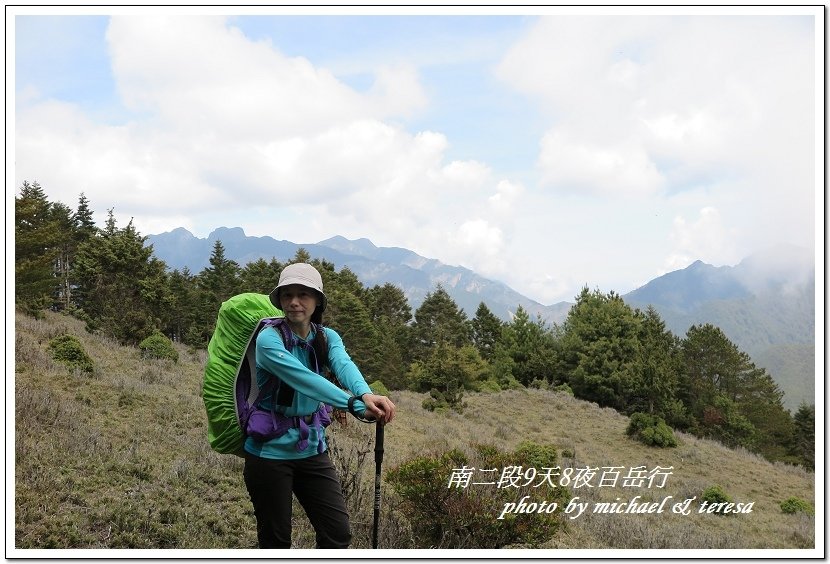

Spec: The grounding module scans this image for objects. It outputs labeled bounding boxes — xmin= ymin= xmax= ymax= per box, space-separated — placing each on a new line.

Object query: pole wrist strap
xmin=347 ymin=395 xmax=362 ymax=417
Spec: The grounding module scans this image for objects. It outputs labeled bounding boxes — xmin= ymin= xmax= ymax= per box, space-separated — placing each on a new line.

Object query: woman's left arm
xmin=326 ymin=328 xmax=396 ymax=422
xmin=325 ymin=328 xmax=371 ymax=394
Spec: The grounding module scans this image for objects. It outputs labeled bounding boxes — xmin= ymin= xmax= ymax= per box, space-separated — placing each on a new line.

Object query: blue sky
xmin=10 ymin=7 xmax=822 ymax=305
xmin=244 ymin=15 xmax=547 ymax=178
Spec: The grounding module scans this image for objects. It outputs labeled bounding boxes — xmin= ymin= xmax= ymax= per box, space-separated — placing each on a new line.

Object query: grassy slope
xmin=13 ymin=311 xmax=816 ymax=551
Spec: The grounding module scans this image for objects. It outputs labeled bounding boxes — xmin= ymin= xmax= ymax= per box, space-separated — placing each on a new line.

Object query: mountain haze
xmin=146 ymin=228 xmax=816 ymax=410
xmin=623 ymin=245 xmax=816 ymax=411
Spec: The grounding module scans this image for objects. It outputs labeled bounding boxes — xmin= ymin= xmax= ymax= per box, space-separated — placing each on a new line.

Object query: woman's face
xmin=279 ymin=284 xmax=320 ymax=327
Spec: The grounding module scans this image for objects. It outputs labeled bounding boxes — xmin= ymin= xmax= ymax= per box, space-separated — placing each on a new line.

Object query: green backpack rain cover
xmin=203 ymin=293 xmax=283 ymax=455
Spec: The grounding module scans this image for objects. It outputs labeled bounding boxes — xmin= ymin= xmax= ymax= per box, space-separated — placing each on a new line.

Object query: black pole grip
xmin=374 ymin=419 xmax=385 ymax=467
xmin=372 ymin=421 xmax=385 ymax=549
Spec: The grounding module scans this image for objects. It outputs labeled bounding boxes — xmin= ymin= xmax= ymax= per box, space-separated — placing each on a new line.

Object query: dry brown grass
xmin=380 ymin=389 xmax=816 ymax=550
xmin=13 ymin=310 xmax=817 ymax=553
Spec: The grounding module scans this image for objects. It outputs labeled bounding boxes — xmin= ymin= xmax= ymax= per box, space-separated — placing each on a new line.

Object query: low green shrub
xmin=780 ymin=497 xmax=814 ymax=515
xmin=138 ymin=331 xmax=178 ymax=363
xmin=626 ymin=412 xmax=678 ymax=447
xmin=701 ymin=485 xmax=732 ymax=515
xmin=476 ymin=378 xmax=504 ymax=393
xmin=529 ymin=378 xmax=550 ymax=390
xmin=369 ymin=380 xmax=390 ymax=396
xmin=48 ymin=334 xmax=94 ymax=374
xmin=422 ymin=388 xmax=464 ymax=413
xmin=386 ymin=441 xmax=569 ymax=548
xmin=553 ymin=383 xmax=573 ymax=396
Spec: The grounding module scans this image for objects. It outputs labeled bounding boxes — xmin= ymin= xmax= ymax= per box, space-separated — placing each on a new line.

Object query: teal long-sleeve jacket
xmin=243 ymin=324 xmax=372 ymax=459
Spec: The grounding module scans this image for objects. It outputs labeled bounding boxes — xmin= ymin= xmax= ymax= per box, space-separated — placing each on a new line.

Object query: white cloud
xmin=367 ymin=64 xmax=428 ymax=118
xmin=642 ymin=110 xmax=724 ymax=148
xmin=537 ymin=131 xmax=664 ymax=196
xmin=438 ymin=160 xmax=491 ymax=191
xmin=488 ymin=179 xmax=524 ymax=211
xmin=15 ymin=99 xmax=230 ymax=214
xmin=491 ymin=14 xmax=816 ymax=301
xmin=522 ymin=272 xmax=575 ymax=307
xmin=13 ymin=13 xmax=817 ymax=307
xmin=15 ymin=16 xmax=493 ymax=235
xmin=106 ymin=16 xmax=363 ymax=136
xmin=496 ymin=15 xmax=815 ymax=200
xmin=664 ymin=207 xmax=741 ymax=272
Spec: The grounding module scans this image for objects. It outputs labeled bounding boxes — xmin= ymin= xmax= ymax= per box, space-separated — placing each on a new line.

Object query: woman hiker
xmin=243 ymin=262 xmax=396 ymax=549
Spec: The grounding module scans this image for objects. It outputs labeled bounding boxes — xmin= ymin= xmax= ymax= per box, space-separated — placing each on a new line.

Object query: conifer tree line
xmin=15 ymin=181 xmax=814 ymax=469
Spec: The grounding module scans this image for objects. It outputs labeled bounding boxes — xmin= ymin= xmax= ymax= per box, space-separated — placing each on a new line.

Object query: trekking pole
xmin=372 ymin=420 xmax=385 ymax=549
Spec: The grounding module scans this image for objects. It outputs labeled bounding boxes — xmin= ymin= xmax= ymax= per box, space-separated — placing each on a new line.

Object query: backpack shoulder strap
xmin=259 ymin=317 xmax=298 ymax=407
xmin=312 ymin=323 xmax=342 ymax=389
xmin=263 ymin=317 xmax=295 ymax=350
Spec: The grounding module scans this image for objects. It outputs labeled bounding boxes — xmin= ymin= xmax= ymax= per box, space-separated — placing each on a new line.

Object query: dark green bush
xmin=553 ymin=382 xmax=574 ymax=396
xmin=626 ymin=412 xmax=678 ymax=447
xmin=528 ymin=378 xmax=550 ymax=390
xmin=511 ymin=441 xmax=560 ymax=470
xmin=421 ymin=390 xmax=442 ymax=412
xmin=421 ymin=388 xmax=464 ymax=413
xmin=701 ymin=485 xmax=732 ymax=515
xmin=386 ymin=441 xmax=569 ymax=548
xmin=477 ymin=378 xmax=504 ymax=393
xmin=48 ymin=334 xmax=94 ymax=374
xmin=369 ymin=380 xmax=390 ymax=396
xmin=138 ymin=331 xmax=178 ymax=363
xmin=780 ymin=497 xmax=814 ymax=515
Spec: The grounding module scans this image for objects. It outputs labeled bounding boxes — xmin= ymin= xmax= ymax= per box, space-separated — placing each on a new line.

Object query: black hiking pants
xmin=243 ymin=451 xmax=352 ymax=549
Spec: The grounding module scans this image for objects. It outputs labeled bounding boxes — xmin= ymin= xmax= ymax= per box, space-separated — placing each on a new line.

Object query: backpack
xmin=203 ymin=292 xmax=337 ymax=456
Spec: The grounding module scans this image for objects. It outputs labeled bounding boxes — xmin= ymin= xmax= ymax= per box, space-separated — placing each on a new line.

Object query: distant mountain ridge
xmin=623 ymin=245 xmax=815 ymax=411
xmin=146 ymin=227 xmax=573 ymax=323
xmin=146 ymin=228 xmax=816 ymax=410
xmin=624 ymin=246 xmax=815 ymax=349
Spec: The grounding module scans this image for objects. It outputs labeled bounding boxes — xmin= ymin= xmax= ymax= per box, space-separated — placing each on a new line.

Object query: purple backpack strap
xmin=263 ymin=318 xmax=295 ymax=351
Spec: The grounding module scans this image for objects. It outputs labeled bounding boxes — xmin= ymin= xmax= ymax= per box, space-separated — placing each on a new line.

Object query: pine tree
xmin=74 ymin=193 xmax=97 ymax=239
xmin=165 ymin=267 xmax=198 ymax=343
xmin=791 ymin=403 xmax=815 ymax=470
xmin=190 ymin=240 xmax=241 ymax=345
xmin=365 ymin=283 xmax=412 ymax=388
xmin=69 ymin=193 xmax=98 ymax=313
xmin=559 ymin=287 xmax=640 ymax=411
xmin=508 ymin=306 xmax=558 ymax=387
xmin=630 ymin=306 xmax=684 ymax=423
xmin=329 ymin=266 xmax=365 ymax=300
xmin=680 ymin=324 xmax=726 ymax=422
xmin=679 ymin=323 xmax=792 ymax=458
xmin=50 ymin=202 xmax=78 ymax=311
xmin=736 ymin=364 xmax=794 ymax=461
xmin=408 ymin=342 xmax=488 ymax=411
xmin=200 ymin=240 xmax=241 ymax=302
xmin=293 ymin=248 xmax=312 ymax=264
xmin=409 ymin=285 xmax=472 ymax=359
xmin=307 ymin=257 xmax=337 ymax=295
xmin=471 ymin=302 xmax=504 ymax=362
xmin=73 ymin=211 xmax=169 ymax=344
xmin=15 ymin=181 xmax=60 ymax=316
xmin=366 ymin=283 xmax=412 ymax=325
xmin=239 ymin=258 xmax=284 ymax=295
xmin=325 ymin=289 xmax=385 ymax=383
xmin=488 ymin=324 xmax=520 ymax=390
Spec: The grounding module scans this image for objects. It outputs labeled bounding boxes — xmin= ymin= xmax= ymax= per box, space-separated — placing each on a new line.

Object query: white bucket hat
xmin=269 ymin=263 xmax=327 ymax=317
